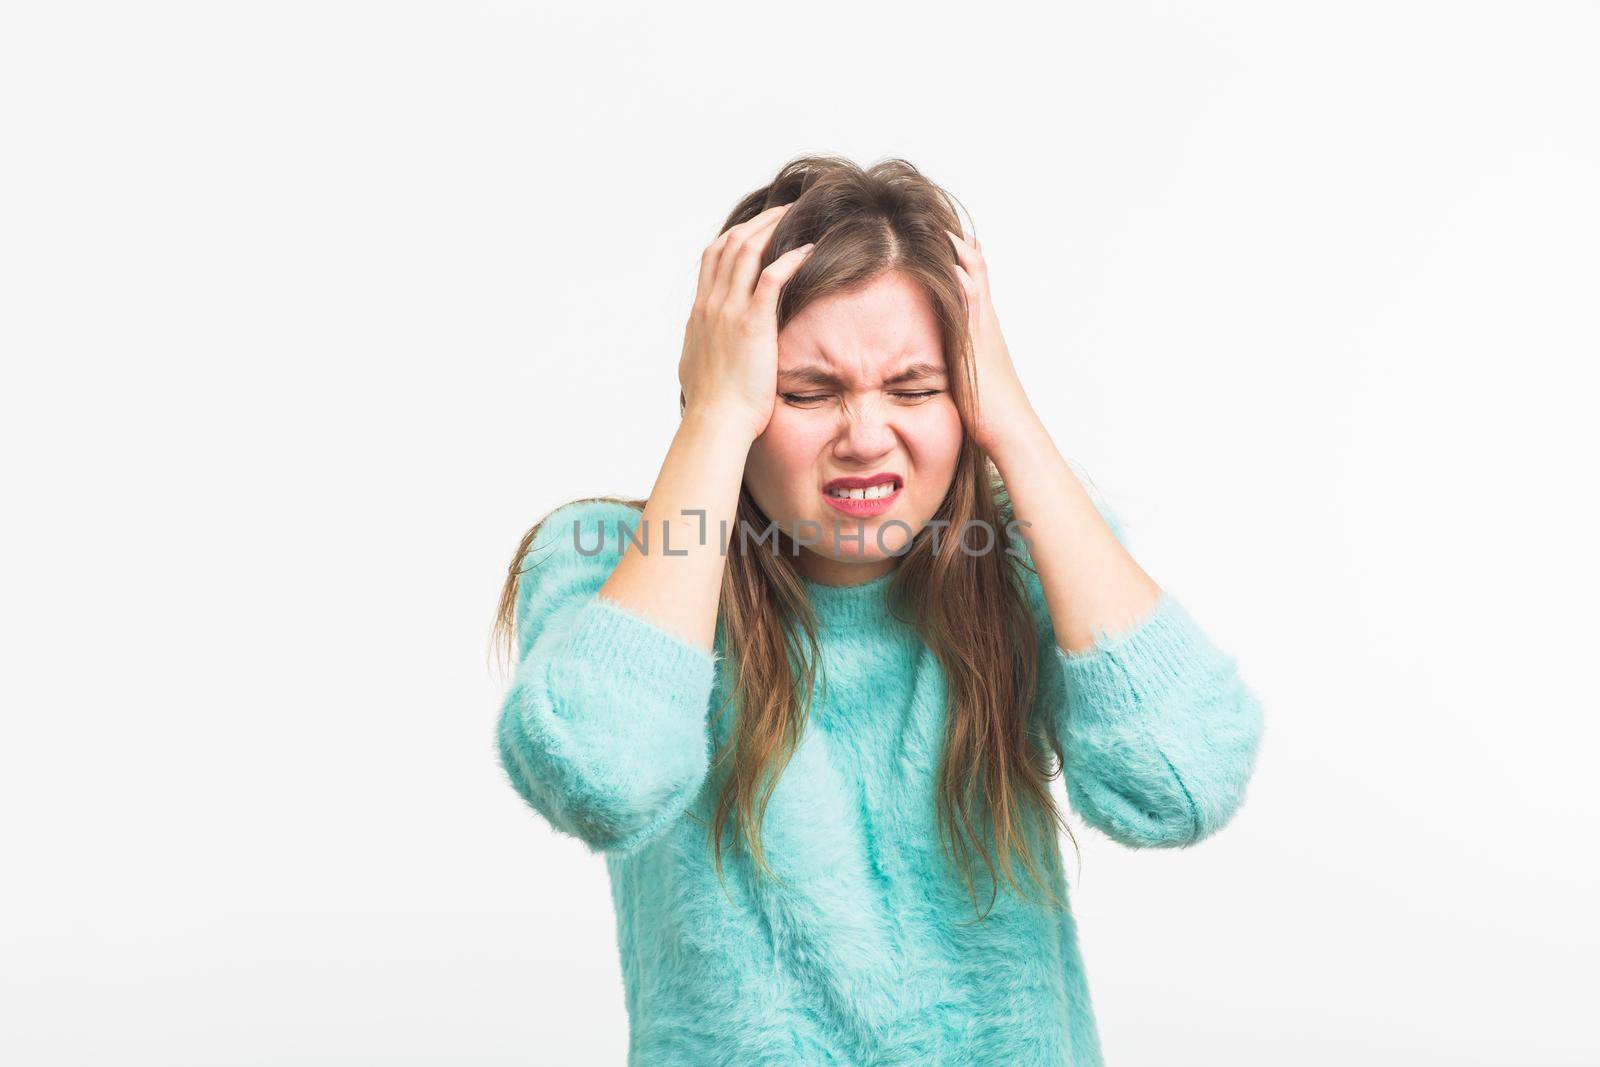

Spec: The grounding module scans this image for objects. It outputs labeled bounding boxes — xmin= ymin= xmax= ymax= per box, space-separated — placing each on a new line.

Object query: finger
xmin=712 ymin=205 xmax=791 ymax=311
xmin=954 ymin=263 xmax=983 ymax=333
xmin=750 ymin=242 xmax=816 ymax=310
xmin=694 ymin=234 xmax=731 ymax=311
xmin=947 ymin=228 xmax=988 ymax=282
xmin=709 ymin=204 xmax=790 ymax=309
xmin=953 ymin=263 xmax=978 ymax=307
xmin=740 ymin=201 xmax=794 ymax=228
xmin=945 ymin=228 xmax=968 ymax=262
xmin=697 ymin=204 xmax=791 ymax=312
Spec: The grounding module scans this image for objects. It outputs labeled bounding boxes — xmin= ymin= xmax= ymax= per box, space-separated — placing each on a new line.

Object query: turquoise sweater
xmin=496 ymin=498 xmax=1264 ymax=1065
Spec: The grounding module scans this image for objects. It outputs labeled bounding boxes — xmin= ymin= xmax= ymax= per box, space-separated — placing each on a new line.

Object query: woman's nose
xmin=833 ymin=397 xmax=896 ymax=459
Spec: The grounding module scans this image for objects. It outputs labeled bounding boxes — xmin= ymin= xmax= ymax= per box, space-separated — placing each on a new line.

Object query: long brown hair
xmin=492 ymin=155 xmax=1078 ymax=922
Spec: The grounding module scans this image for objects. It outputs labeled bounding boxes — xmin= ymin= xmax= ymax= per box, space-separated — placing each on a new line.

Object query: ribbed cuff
xmin=557 ymin=595 xmax=719 ymax=703
xmin=1057 ymin=590 xmax=1230 ymax=715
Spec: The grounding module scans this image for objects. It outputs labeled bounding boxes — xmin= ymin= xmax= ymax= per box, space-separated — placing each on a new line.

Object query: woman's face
xmin=744 ymin=269 xmax=964 ymax=586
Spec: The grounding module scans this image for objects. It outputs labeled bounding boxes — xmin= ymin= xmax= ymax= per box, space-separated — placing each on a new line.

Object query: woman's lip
xmin=823 ymin=473 xmax=903 ymax=492
xmin=821 ymin=485 xmax=902 ymax=517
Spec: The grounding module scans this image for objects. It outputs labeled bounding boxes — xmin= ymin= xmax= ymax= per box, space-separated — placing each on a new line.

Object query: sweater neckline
xmin=800 ymin=568 xmax=903 ymax=629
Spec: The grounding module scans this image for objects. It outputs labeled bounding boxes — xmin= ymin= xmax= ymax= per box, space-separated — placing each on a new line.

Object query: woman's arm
xmin=601 ymin=202 xmax=814 ymax=651
xmin=496 ymin=407 xmax=753 ymax=853
xmin=942 ymin=227 xmax=1162 ymax=647
xmin=597 ymin=410 xmax=757 ymax=651
xmin=992 ymin=420 xmax=1163 ymax=652
xmin=495 ymin=205 xmax=814 ymax=854
xmin=496 ymin=497 xmax=721 ymax=856
xmin=943 ymin=227 xmax=1263 ymax=848
xmin=997 ymin=425 xmax=1265 ymax=848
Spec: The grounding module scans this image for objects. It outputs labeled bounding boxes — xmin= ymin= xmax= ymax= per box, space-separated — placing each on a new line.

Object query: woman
xmin=493 ymin=155 xmax=1264 ymax=1066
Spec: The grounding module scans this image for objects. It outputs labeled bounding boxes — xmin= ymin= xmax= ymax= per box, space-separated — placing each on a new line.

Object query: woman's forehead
xmin=778 ymin=275 xmax=945 ymax=378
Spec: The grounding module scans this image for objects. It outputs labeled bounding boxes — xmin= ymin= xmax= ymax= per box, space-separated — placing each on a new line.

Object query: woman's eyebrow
xmin=778 ymin=361 xmax=946 ymax=387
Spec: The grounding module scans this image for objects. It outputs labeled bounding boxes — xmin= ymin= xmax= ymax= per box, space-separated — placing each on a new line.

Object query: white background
xmin=4 ymin=2 xmax=1597 ymax=1064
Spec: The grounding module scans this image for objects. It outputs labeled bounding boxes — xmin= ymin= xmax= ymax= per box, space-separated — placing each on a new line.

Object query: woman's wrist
xmin=680 ymin=401 xmax=764 ymax=451
xmin=982 ymin=406 xmax=1053 ymax=474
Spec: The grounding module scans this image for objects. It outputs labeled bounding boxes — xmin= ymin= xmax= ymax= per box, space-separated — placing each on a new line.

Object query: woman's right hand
xmin=678 ymin=203 xmax=816 ymax=443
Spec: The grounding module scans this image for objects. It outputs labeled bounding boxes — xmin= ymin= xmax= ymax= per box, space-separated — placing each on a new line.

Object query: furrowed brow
xmin=882 ymin=361 xmax=945 ymax=386
xmin=778 ymin=360 xmax=946 ymax=388
xmin=777 ymin=365 xmax=841 ymax=388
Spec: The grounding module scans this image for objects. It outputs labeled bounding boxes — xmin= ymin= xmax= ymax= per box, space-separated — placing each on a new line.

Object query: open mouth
xmin=823 ymin=477 xmax=902 ymax=501
xmin=821 ymin=474 xmax=903 ymax=515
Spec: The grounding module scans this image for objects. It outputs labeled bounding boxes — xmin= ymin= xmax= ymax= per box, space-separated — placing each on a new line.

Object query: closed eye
xmin=780 ymin=390 xmax=943 ymax=406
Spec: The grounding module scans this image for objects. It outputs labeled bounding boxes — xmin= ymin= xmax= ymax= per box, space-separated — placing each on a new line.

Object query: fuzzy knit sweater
xmin=496 ymin=497 xmax=1264 ymax=1066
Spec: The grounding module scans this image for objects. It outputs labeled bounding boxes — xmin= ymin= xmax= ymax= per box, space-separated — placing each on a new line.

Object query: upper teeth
xmin=828 ymin=482 xmax=898 ymax=500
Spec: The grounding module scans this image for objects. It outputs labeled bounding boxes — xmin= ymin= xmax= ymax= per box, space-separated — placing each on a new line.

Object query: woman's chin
xmin=774 ymin=510 xmax=917 ymax=560
xmin=810 ymin=541 xmax=910 ymax=566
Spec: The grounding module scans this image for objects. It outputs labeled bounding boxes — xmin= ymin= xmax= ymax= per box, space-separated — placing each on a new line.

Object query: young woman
xmin=493 ymin=155 xmax=1265 ymax=1066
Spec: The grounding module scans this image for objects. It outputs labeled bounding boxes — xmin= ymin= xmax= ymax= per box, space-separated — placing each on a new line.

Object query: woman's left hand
xmin=945 ymin=229 xmax=1037 ymax=456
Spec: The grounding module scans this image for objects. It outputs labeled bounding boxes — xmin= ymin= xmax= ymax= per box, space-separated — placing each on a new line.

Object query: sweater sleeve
xmin=494 ymin=499 xmax=719 ymax=857
xmin=1019 ymin=498 xmax=1265 ymax=849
